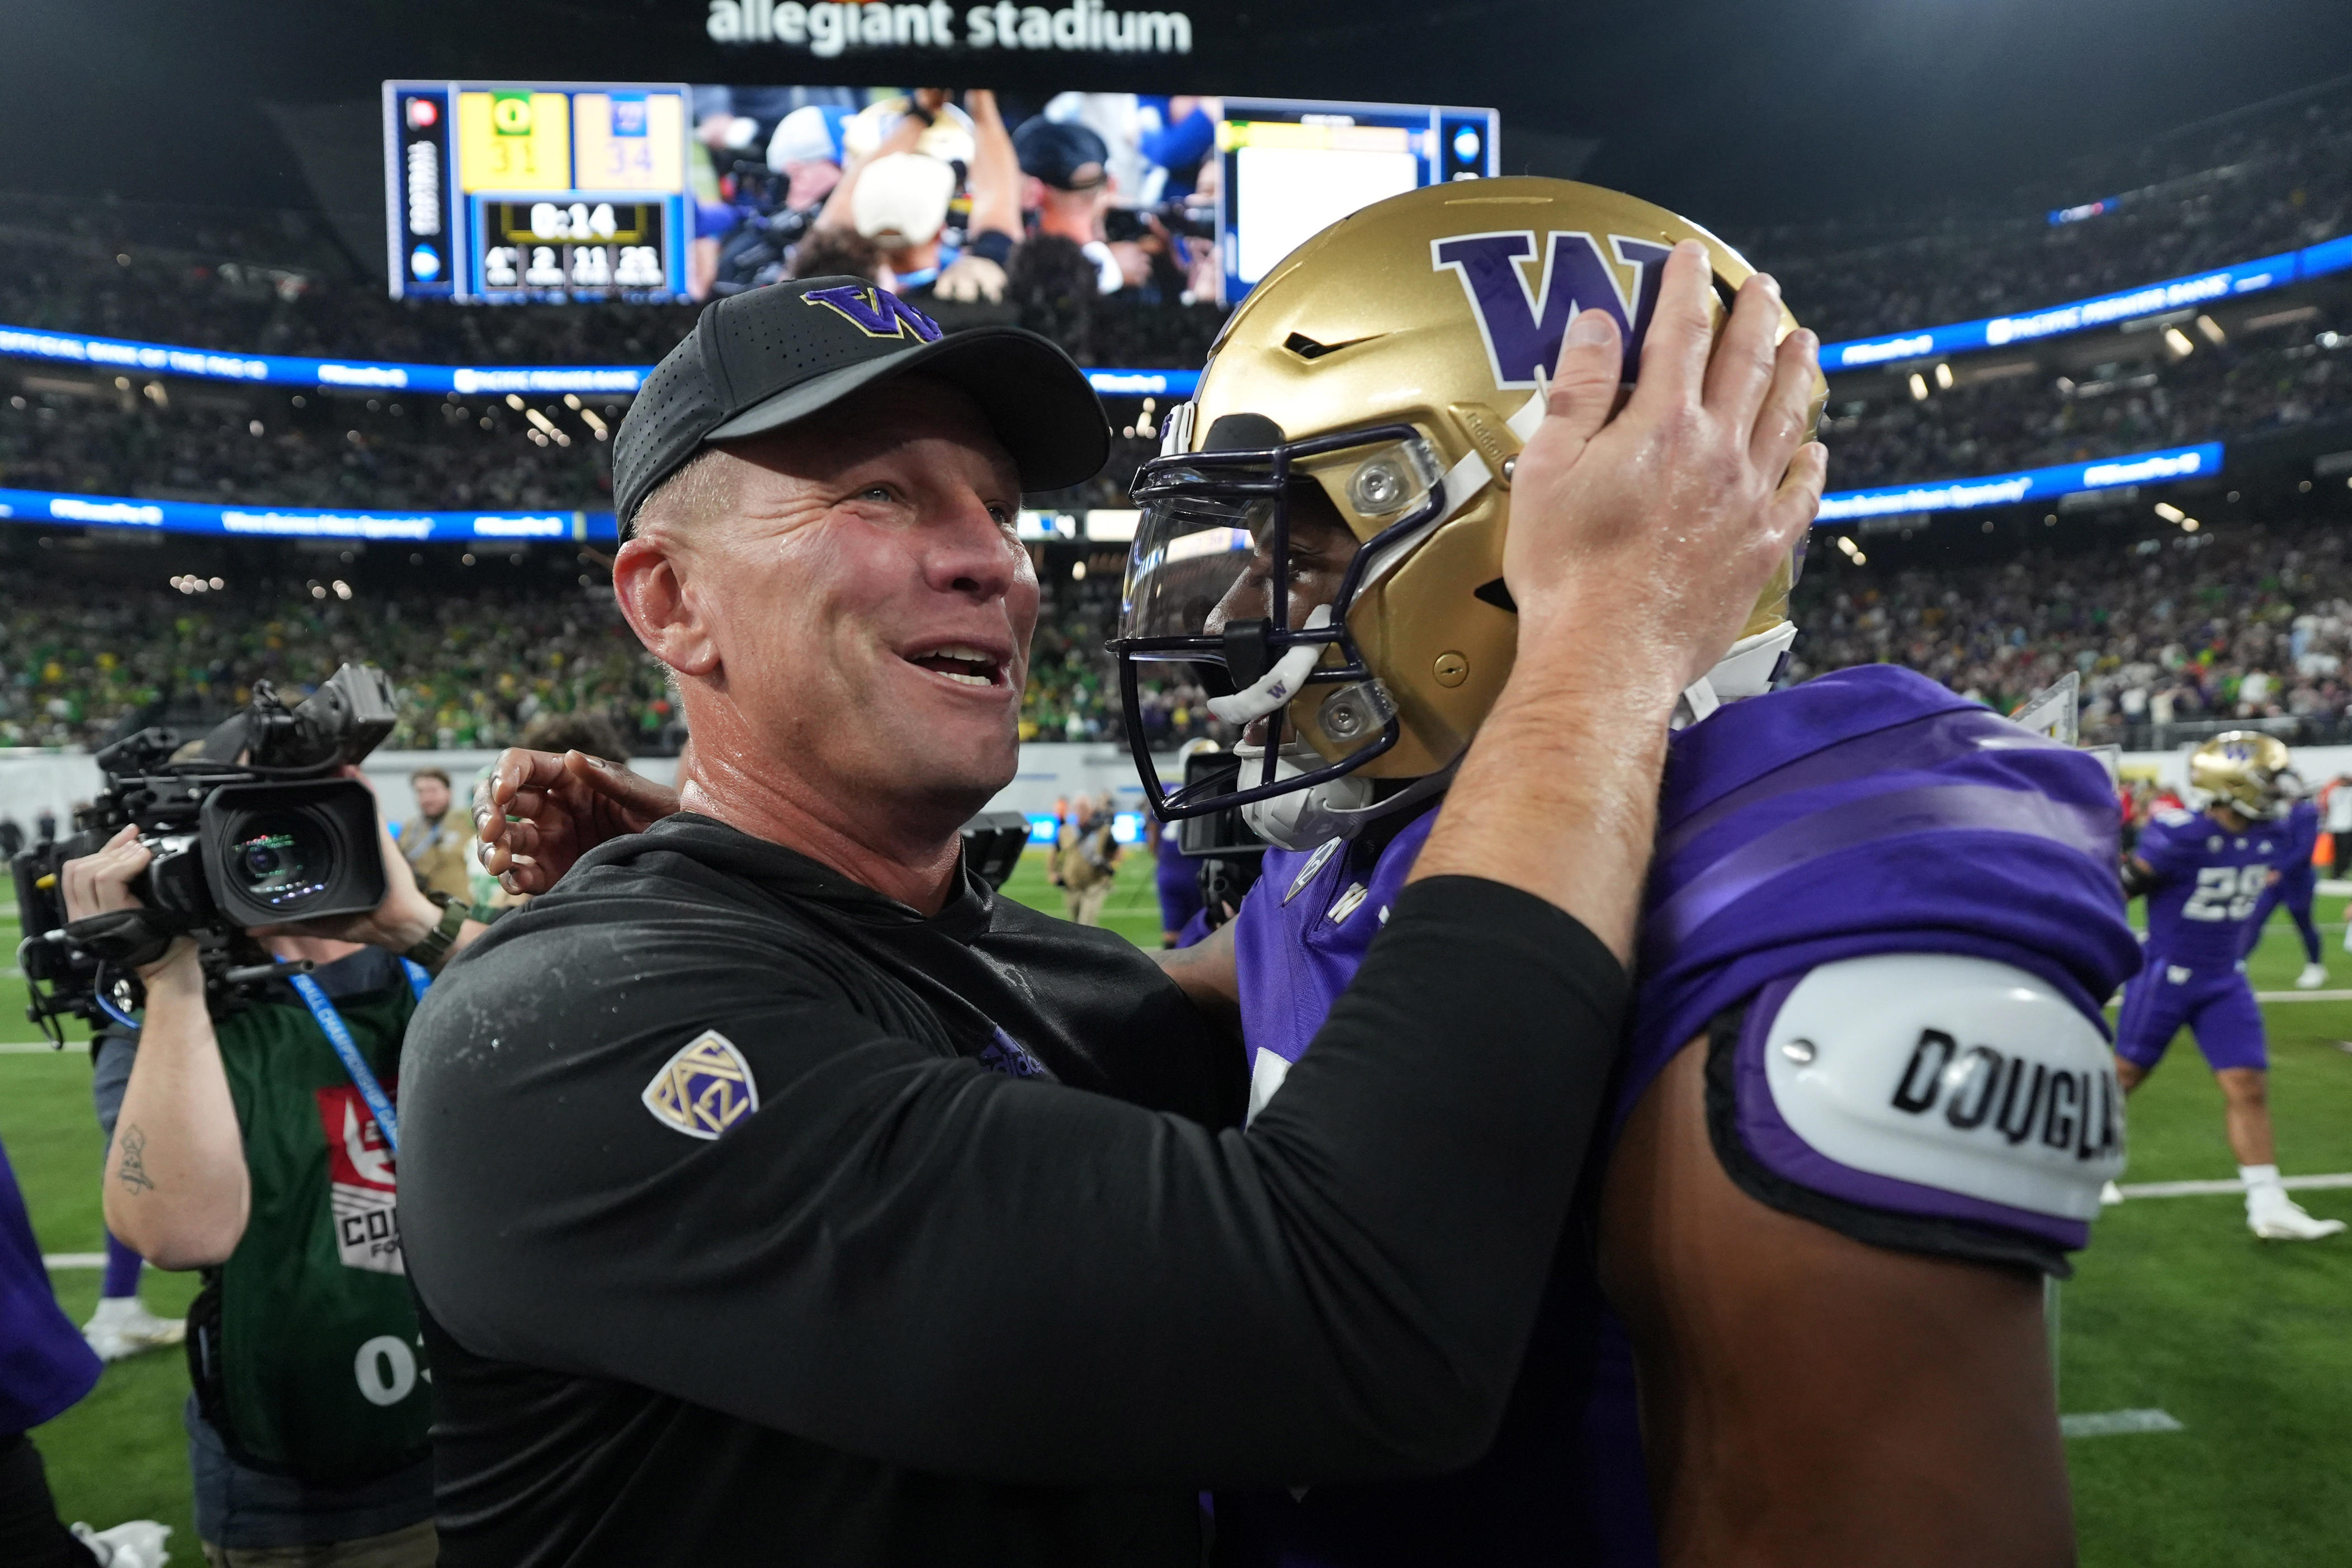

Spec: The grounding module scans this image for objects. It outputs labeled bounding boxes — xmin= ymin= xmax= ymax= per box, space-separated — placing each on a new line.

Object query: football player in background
xmin=2119 ymin=734 xmax=2345 ymax=1240
xmin=2237 ymin=772 xmax=2326 ymax=988
xmin=468 ymin=185 xmax=2141 ymax=1564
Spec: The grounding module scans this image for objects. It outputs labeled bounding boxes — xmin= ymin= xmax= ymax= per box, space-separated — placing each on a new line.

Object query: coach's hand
xmin=1410 ymin=240 xmax=1826 ymax=959
xmin=1505 ymin=239 xmax=1825 ymax=693
xmin=475 ymin=749 xmax=682 ymax=896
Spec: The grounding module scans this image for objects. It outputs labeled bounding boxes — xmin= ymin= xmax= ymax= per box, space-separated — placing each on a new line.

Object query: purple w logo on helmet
xmin=1431 ymin=230 xmax=1677 ymax=389
xmin=802 ymin=284 xmax=943 ymax=343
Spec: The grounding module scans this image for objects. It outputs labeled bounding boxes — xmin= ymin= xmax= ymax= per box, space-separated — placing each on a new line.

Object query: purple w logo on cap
xmin=803 ymin=284 xmax=944 ymax=343
xmin=1432 ymin=231 xmax=1676 ymax=389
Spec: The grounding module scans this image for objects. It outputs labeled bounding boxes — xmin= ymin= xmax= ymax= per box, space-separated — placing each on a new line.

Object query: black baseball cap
xmin=1013 ymin=117 xmax=1111 ymax=191
xmin=612 ymin=277 xmax=1110 ymax=533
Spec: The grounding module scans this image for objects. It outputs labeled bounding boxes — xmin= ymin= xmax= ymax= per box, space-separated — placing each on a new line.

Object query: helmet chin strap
xmin=1235 ymin=739 xmax=1378 ymax=851
xmin=1207 ymin=605 xmax=1333 ymax=728
xmin=1239 ymin=622 xmax=1802 ymax=852
xmin=1674 ymin=622 xmax=1798 ymax=731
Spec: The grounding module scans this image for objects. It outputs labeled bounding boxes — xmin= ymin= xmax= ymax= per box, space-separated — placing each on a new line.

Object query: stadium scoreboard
xmin=385 ymin=82 xmax=691 ymax=303
xmin=1217 ymin=98 xmax=1498 ymax=300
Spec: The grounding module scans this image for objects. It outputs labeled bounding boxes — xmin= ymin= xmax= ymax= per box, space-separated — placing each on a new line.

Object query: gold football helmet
xmin=2186 ymin=731 xmax=2299 ymax=822
xmin=1111 ymin=178 xmax=1826 ymax=847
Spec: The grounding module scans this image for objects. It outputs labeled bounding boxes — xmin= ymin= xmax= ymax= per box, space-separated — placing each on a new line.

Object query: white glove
xmin=73 ymin=1520 xmax=172 ymax=1568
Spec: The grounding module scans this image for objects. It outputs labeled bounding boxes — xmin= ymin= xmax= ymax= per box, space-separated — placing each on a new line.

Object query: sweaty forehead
xmin=726 ymin=376 xmax=1019 ymax=492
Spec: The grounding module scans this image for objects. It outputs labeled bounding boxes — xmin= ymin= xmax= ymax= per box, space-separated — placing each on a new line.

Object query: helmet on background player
xmin=1109 ymin=178 xmax=1828 ymax=849
xmin=2185 ymin=731 xmax=2298 ymax=822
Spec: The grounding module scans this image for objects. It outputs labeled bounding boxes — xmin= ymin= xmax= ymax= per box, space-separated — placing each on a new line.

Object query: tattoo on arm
xmin=115 ymin=1124 xmax=157 ymax=1194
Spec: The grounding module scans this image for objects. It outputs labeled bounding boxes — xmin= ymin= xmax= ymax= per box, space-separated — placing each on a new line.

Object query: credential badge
xmin=643 ymin=1029 xmax=760 ymax=1140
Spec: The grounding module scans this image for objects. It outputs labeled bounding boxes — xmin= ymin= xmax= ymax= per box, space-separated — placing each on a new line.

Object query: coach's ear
xmin=613 ymin=532 xmax=719 ymax=679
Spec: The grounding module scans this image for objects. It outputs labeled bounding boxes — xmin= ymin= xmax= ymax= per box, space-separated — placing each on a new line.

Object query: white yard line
xmin=41 ymin=1253 xmax=106 ymax=1270
xmin=2118 ymin=1173 xmax=2352 ymax=1198
xmin=2061 ymin=1409 xmax=2184 ymax=1438
xmin=2106 ymin=988 xmax=2352 ymax=1004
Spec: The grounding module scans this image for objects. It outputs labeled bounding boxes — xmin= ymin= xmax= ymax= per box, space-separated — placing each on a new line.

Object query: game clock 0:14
xmin=475 ymin=200 xmax=670 ymax=298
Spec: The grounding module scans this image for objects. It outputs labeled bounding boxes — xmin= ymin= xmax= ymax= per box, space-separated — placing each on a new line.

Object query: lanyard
xmin=286 ymin=960 xmax=430 ymax=1155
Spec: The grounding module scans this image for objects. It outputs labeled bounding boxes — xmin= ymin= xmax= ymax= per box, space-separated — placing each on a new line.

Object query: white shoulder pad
xmin=1761 ymin=953 xmax=2123 ymax=1222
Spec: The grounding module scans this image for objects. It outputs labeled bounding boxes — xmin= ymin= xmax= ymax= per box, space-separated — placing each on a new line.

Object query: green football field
xmin=4 ymin=867 xmax=2349 ymax=1562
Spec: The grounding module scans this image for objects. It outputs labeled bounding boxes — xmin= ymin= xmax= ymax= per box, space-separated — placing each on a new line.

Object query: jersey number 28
xmin=2183 ymin=863 xmax=2268 ymax=923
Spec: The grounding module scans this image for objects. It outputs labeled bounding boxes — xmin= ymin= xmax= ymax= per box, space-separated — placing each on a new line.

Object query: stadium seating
xmin=1735 ymin=83 xmax=2352 ymax=343
xmin=1793 ymin=511 xmax=2352 ymax=749
xmin=10 ymin=80 xmax=2352 ymax=755
xmin=0 ymin=578 xmax=676 ymax=753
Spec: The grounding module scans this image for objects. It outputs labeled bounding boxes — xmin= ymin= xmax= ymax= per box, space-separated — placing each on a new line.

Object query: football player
xmin=1120 ymin=180 xmax=2142 ymax=1564
xmin=2119 ymin=734 xmax=2345 ymax=1240
xmin=2236 ymin=769 xmax=2326 ymax=989
xmin=473 ymin=183 xmax=2145 ymax=1563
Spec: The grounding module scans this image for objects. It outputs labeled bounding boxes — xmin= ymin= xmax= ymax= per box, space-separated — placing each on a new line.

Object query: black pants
xmin=0 ymin=1433 xmax=100 ymax=1568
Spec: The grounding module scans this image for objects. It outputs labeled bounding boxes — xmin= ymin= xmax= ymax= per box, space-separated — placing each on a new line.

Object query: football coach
xmin=399 ymin=260 xmax=1824 ymax=1566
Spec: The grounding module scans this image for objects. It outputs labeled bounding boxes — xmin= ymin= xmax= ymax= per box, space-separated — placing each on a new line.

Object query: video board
xmin=1217 ymin=98 xmax=1498 ymax=298
xmin=386 ymin=82 xmax=1495 ymax=308
xmin=386 ymin=82 xmax=693 ymax=302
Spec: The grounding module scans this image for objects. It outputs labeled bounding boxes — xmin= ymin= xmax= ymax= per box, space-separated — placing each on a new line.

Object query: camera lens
xmin=226 ymin=813 xmax=328 ymax=911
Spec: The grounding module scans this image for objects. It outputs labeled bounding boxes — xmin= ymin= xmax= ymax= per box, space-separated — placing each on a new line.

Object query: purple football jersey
xmin=1 ymin=1133 xmax=102 ymax=1432
xmin=2137 ymin=806 xmax=2298 ymax=970
xmin=1220 ymin=663 xmax=2141 ymax=1567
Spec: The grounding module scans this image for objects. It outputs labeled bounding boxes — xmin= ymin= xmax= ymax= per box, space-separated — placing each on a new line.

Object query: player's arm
xmin=2120 ymin=853 xmax=2157 ymax=899
xmin=1150 ymin=916 xmax=1241 ymax=1038
xmin=1602 ymin=958 xmax=2112 ymax=1567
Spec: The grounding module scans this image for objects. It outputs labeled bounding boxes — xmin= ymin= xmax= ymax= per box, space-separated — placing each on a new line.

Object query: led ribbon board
xmin=0 ymin=488 xmax=618 ymax=544
xmin=1815 ymin=443 xmax=2224 ymax=522
xmin=1823 ymin=238 xmax=2352 ymax=370
xmin=0 ymin=325 xmax=1197 ymax=402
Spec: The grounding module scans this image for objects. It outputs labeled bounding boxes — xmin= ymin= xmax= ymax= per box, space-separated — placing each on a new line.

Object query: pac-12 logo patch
xmin=803 ymin=284 xmax=942 ymax=342
xmin=643 ymin=1029 xmax=760 ymax=1140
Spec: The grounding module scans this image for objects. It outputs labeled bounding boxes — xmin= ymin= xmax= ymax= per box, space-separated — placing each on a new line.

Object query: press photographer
xmin=34 ymin=668 xmax=484 ymax=1568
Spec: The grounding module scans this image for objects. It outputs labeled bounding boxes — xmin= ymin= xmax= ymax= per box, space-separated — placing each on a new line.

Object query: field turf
xmin=3 ymin=869 xmax=2349 ymax=1563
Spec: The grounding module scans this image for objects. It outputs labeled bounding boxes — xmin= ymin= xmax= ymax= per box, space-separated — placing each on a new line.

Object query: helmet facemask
xmin=1108 ymin=177 xmax=1827 ymax=849
xmin=1116 ymin=414 xmax=1457 ymax=835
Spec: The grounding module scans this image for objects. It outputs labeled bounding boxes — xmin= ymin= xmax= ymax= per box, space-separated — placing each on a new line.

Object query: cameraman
xmin=62 ymin=802 xmax=484 ymax=1568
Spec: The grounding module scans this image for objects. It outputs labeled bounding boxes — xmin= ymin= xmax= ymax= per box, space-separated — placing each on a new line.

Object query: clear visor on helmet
xmin=1118 ymin=433 xmax=1446 ymax=653
xmin=1118 ymin=480 xmax=1287 ymax=649
xmin=1112 ymin=426 xmax=1447 ymax=819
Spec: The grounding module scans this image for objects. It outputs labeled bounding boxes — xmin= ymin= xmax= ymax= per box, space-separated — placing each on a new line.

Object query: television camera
xmin=1175 ymin=749 xmax=1264 ymax=925
xmin=10 ymin=664 xmax=400 ymax=1043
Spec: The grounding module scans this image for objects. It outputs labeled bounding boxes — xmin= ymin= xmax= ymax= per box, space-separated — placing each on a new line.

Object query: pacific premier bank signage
xmin=705 ymin=1 xmax=1196 ymax=55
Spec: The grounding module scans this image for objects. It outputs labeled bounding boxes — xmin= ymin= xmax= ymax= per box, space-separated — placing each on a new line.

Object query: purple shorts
xmin=2114 ymin=959 xmax=2268 ymax=1074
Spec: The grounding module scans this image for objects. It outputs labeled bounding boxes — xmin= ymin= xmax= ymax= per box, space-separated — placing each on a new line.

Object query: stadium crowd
xmin=14 ymin=305 xmax=2352 ymax=518
xmin=7 ymin=83 xmax=2352 ymax=758
xmin=11 ymin=506 xmax=2352 ymax=760
xmin=1791 ymin=512 xmax=2352 ymax=748
xmin=0 ymin=579 xmax=677 ymax=753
